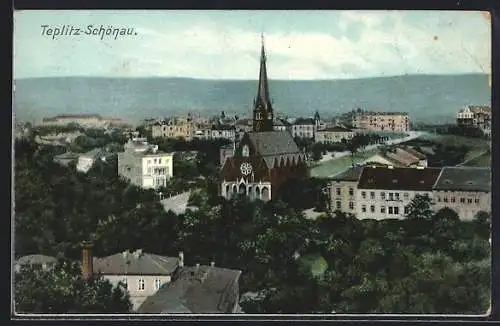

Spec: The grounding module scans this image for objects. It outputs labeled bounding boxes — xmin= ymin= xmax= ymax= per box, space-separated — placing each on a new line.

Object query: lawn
xmin=462 ymin=151 xmax=491 ymax=167
xmin=415 ymin=133 xmax=490 ymax=161
xmin=311 ymin=149 xmax=378 ymax=178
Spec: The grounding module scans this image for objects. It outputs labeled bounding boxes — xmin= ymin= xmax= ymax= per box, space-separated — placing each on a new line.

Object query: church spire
xmin=253 ymin=33 xmax=274 ymax=132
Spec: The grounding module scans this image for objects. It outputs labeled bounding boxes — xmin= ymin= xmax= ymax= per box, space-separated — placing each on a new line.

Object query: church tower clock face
xmin=240 ymin=162 xmax=253 ymax=176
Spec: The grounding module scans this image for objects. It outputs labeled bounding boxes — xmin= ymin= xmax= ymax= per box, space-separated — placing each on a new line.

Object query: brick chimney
xmin=81 ymin=241 xmax=94 ymax=280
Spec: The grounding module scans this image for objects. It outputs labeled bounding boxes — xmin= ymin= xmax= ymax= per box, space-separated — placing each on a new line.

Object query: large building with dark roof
xmin=137 ymin=264 xmax=242 ymax=314
xmin=432 ymin=167 xmax=491 ymax=220
xmin=327 ymin=165 xmax=491 ymax=220
xmin=220 ymin=35 xmax=308 ymax=201
xmin=356 ymin=166 xmax=442 ymax=219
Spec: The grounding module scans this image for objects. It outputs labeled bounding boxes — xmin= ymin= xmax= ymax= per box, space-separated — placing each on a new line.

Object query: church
xmin=220 ymin=36 xmax=309 ymax=201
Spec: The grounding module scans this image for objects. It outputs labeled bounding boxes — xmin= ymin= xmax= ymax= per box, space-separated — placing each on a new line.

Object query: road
xmin=318 ymin=131 xmax=424 ymax=164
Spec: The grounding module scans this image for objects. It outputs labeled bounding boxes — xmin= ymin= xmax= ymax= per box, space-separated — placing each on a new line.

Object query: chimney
xmin=81 ymin=241 xmax=94 ymax=280
xmin=178 ymin=251 xmax=184 ymax=268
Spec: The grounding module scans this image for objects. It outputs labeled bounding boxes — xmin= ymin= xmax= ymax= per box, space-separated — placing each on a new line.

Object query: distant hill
xmin=13 ymin=74 xmax=490 ymax=125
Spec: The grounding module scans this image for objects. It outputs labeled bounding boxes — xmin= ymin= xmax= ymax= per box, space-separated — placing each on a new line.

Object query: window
xmin=460 ymin=198 xmax=465 ymax=203
xmin=349 ymin=188 xmax=354 ymax=196
xmin=138 ymin=278 xmax=145 ymax=291
xmin=361 ymin=205 xmax=367 ymax=213
xmin=336 ymin=188 xmax=341 ymax=196
xmin=370 ymin=205 xmax=375 ymax=213
xmin=381 ymin=206 xmax=386 ymax=213
xmin=158 ymin=158 xmax=162 ymax=164
xmin=122 ymin=278 xmax=128 ymax=290
xmin=154 ymin=159 xmax=157 ymax=164
xmin=349 ymin=201 xmax=354 ymax=210
xmin=389 ymin=193 xmax=394 ymax=200
xmin=444 ymin=197 xmax=449 ymax=203
xmin=451 ymin=197 xmax=456 ymax=203
xmin=361 ymin=191 xmax=366 ymax=199
xmin=437 ymin=196 xmax=441 ymax=202
xmin=404 ymin=206 xmax=409 ymax=215
xmin=394 ymin=207 xmax=400 ymax=215
xmin=403 ymin=192 xmax=409 ymax=199
xmin=381 ymin=192 xmax=386 ymax=200
xmin=370 ymin=192 xmax=375 ymax=199
xmin=388 ymin=206 xmax=393 ymax=214
xmin=154 ymin=279 xmax=162 ymax=291
xmin=395 ymin=193 xmax=400 ymax=201
xmin=336 ymin=201 xmax=341 ymax=210
xmin=468 ymin=198 xmax=473 ymax=204
xmin=475 ymin=198 xmax=480 ymax=204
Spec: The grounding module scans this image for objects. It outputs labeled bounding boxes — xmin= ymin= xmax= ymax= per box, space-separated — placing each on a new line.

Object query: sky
xmin=13 ymin=10 xmax=491 ymax=80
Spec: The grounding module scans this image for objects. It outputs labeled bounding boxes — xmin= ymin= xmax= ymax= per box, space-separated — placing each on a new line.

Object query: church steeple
xmin=253 ymin=33 xmax=274 ymax=132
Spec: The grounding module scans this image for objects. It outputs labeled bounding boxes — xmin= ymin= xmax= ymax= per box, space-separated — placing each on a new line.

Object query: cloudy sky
xmin=14 ymin=10 xmax=491 ymax=80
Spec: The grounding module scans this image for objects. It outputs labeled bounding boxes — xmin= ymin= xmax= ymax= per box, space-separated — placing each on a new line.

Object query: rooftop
xmin=318 ymin=126 xmax=354 ymax=133
xmin=329 ymin=166 xmax=364 ymax=182
xmin=293 ymin=118 xmax=315 ymax=125
xmin=137 ymin=265 xmax=242 ymax=314
xmin=160 ymin=191 xmax=199 ymax=215
xmin=358 ymin=166 xmax=442 ymax=191
xmin=433 ymin=167 xmax=491 ymax=192
xmin=93 ymin=250 xmax=179 ymax=275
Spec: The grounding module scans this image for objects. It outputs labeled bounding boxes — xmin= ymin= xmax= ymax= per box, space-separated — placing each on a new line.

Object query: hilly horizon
xmin=13 ymin=73 xmax=490 ymax=125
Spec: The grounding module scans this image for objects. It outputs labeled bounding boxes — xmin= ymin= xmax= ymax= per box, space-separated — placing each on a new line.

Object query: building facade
xmin=117 ymin=138 xmax=174 ymax=189
xmin=432 ymin=167 xmax=491 ymax=220
xmin=356 ymin=166 xmax=442 ymax=219
xmin=315 ymin=126 xmax=356 ymax=143
xmin=328 ymin=166 xmax=363 ymax=213
xmin=76 ymin=148 xmax=106 ymax=173
xmin=351 ymin=110 xmax=410 ymax=133
xmin=151 ymin=116 xmax=196 ymax=140
xmin=291 ymin=118 xmax=316 ymax=139
xmin=219 ymin=35 xmax=308 ymax=201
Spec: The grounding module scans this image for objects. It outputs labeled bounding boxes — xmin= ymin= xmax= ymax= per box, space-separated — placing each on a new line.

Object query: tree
xmin=404 ymin=194 xmax=434 ymax=220
xmin=14 ymin=259 xmax=132 ymax=313
xmin=473 ymin=211 xmax=491 ymax=240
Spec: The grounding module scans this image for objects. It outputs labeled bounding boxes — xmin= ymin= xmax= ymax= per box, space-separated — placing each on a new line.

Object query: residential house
xmin=117 ymin=138 xmax=174 ymax=189
xmin=351 ymin=110 xmax=410 ymax=133
xmin=76 ymin=148 xmax=106 ymax=173
xmin=362 ymin=146 xmax=427 ymax=168
xmin=456 ymin=105 xmax=491 ymax=137
xmin=291 ymin=118 xmax=316 ymax=139
xmin=196 ymin=125 xmax=236 ymax=141
xmin=137 ymin=263 xmax=242 ymax=313
xmin=356 ymin=166 xmax=442 ymax=219
xmin=315 ymin=126 xmax=356 ymax=143
xmin=14 ymin=254 xmax=58 ymax=273
xmin=273 ymin=117 xmax=290 ymax=132
xmin=328 ymin=166 xmax=364 ymax=214
xmin=92 ymin=249 xmax=181 ymax=311
xmin=432 ymin=167 xmax=491 ymax=220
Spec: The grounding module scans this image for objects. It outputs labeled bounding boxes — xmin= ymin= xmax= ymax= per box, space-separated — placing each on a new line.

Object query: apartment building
xmin=351 ymin=110 xmax=410 ymax=133
xmin=194 ymin=125 xmax=236 ymax=141
xmin=328 ymin=166 xmax=364 ymax=213
xmin=328 ymin=165 xmax=491 ymax=221
xmin=456 ymin=105 xmax=491 ymax=136
xmin=117 ymin=138 xmax=174 ymax=189
xmin=315 ymin=126 xmax=356 ymax=143
xmin=151 ymin=116 xmax=196 ymax=140
xmin=432 ymin=167 xmax=491 ymax=220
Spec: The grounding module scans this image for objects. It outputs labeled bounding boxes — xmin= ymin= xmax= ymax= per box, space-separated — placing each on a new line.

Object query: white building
xmin=92 ymin=249 xmax=181 ymax=311
xmin=118 ymin=138 xmax=174 ymax=189
xmin=352 ymin=166 xmax=442 ymax=219
xmin=315 ymin=126 xmax=356 ymax=143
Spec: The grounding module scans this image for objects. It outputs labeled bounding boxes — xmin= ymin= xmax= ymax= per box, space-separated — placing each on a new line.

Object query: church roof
xmin=255 ymin=34 xmax=272 ymax=114
xmin=247 ymin=131 xmax=303 ymax=168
